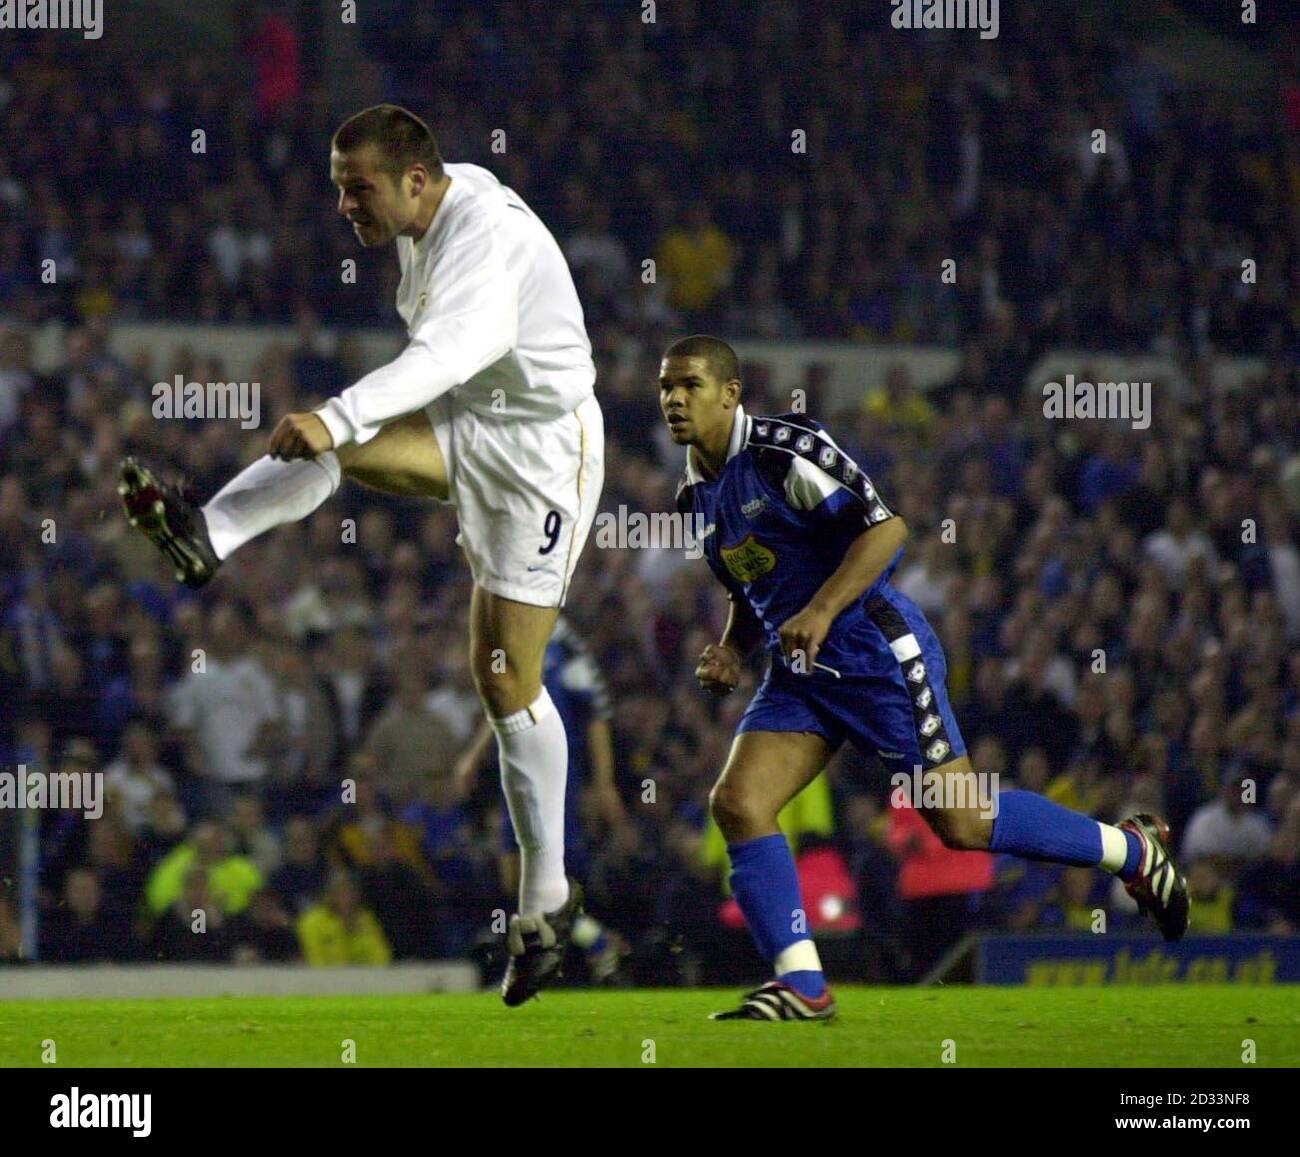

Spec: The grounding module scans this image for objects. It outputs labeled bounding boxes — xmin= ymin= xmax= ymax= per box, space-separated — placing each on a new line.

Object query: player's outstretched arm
xmin=778 ymin=515 xmax=909 ymax=667
xmin=315 ymin=215 xmax=518 ymax=449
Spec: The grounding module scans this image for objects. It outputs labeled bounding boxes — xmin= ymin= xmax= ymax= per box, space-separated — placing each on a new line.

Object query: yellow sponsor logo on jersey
xmin=721 ymin=535 xmax=776 ymax=583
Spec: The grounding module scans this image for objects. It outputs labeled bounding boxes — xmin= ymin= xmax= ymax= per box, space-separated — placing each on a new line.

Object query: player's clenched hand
xmin=779 ymin=603 xmax=834 ymax=672
xmin=695 ymin=642 xmax=742 ymax=694
xmin=269 ymin=412 xmax=334 ymax=460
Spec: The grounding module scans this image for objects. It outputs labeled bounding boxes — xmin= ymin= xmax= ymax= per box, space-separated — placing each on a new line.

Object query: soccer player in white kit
xmin=119 ymin=105 xmax=605 ymax=1004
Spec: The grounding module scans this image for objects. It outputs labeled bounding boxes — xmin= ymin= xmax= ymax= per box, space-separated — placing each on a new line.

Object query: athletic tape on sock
xmin=490 ymin=687 xmax=556 ymax=735
xmin=774 ymin=940 xmax=824 ymax=976
xmin=1098 ymin=822 xmax=1132 ymax=873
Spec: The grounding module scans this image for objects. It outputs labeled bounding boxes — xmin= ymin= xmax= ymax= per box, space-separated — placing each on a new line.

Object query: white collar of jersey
xmin=413 ymin=172 xmax=460 ymax=252
xmin=685 ymin=404 xmax=751 ymax=484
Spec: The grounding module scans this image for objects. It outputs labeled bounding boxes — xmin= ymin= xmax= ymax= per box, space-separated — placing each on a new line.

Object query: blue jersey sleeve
xmin=750 ymin=414 xmax=895 ymax=547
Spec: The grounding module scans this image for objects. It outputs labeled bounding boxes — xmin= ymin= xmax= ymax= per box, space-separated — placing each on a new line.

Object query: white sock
xmin=493 ymin=688 xmax=569 ymax=915
xmin=774 ymin=940 xmax=825 ymax=977
xmin=201 ymin=453 xmax=342 ymax=560
xmin=1098 ymin=822 xmax=1132 ymax=873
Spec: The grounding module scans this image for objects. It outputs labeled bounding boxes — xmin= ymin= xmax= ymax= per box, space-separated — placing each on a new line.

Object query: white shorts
xmin=424 ymin=393 xmax=605 ymax=607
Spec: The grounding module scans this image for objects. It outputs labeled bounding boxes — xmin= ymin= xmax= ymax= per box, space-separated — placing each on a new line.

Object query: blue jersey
xmin=677 ymin=407 xmax=901 ymax=678
xmin=542 ymin=615 xmax=613 ymax=780
xmin=677 ymin=406 xmax=966 ymax=771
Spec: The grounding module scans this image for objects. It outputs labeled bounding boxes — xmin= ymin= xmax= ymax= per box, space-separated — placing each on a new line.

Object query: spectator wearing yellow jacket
xmin=1185 ymin=860 xmax=1234 ymax=936
xmin=297 ymin=870 xmax=392 ymax=966
xmin=656 ymin=202 xmax=737 ymax=317
xmin=145 ymin=821 xmax=263 ymax=917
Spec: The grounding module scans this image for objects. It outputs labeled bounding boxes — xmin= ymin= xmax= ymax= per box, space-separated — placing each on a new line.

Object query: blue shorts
xmin=738 ymin=585 xmax=966 ymax=771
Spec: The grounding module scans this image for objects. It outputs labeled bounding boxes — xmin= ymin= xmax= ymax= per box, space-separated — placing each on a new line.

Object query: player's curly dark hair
xmin=333 ymin=104 xmax=445 ymax=184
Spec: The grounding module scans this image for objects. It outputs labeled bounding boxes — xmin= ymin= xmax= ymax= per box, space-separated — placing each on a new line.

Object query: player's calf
xmin=912 ymin=756 xmax=1189 ymax=940
xmin=984 ymin=789 xmax=1190 ymax=941
xmin=924 ymin=799 xmax=994 ymax=851
xmin=707 ymin=732 xmax=834 ymax=1008
xmin=479 ymin=593 xmax=571 ymax=917
xmin=908 ymin=756 xmax=995 ymax=850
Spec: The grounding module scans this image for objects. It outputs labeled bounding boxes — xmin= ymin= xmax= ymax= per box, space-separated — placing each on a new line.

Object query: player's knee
xmin=930 ymin=809 xmax=992 ymax=852
xmin=475 ymin=673 xmax=529 ymax=718
xmin=472 ymin=655 xmax=539 ymax=718
xmin=709 ymin=781 xmax=770 ymax=841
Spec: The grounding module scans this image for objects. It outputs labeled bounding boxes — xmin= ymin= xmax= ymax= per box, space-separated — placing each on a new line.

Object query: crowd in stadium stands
xmin=2 ymin=5 xmax=1300 ymax=981
xmin=4 ymin=5 xmax=1300 ymax=354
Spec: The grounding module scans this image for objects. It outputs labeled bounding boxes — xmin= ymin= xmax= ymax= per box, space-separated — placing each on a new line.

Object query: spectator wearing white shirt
xmin=1002 ymin=626 xmax=1080 ymax=711
xmin=165 ymin=602 xmax=279 ymax=814
xmin=102 ymin=721 xmax=175 ymax=834
xmin=1181 ymin=766 xmax=1274 ymax=872
xmin=894 ymin=536 xmax=959 ymax=621
xmin=1143 ymin=497 xmax=1219 ymax=590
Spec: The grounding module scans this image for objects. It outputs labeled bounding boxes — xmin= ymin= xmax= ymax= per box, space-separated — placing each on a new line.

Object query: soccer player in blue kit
xmin=662 ymin=335 xmax=1189 ymax=1021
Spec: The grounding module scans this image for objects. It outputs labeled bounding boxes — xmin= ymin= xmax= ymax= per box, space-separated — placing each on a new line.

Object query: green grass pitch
xmin=2 ymin=986 xmax=1297 ymax=1067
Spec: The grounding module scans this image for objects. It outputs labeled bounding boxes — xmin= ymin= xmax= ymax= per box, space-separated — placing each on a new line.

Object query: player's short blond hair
xmin=333 ymin=104 xmax=444 ymax=184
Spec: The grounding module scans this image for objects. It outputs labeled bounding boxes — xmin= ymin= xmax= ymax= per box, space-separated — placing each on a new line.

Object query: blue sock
xmin=1119 ymin=830 xmax=1143 ymax=882
xmin=779 ymin=969 xmax=826 ymax=999
xmin=728 ymin=834 xmax=825 ymax=999
xmin=991 ymin=790 xmax=1144 ymax=880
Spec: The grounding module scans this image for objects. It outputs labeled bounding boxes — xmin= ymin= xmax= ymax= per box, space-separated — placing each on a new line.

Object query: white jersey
xmin=317 ymin=162 xmax=595 ymax=447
